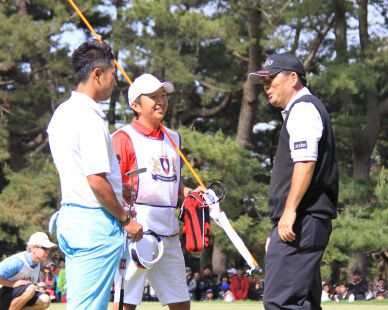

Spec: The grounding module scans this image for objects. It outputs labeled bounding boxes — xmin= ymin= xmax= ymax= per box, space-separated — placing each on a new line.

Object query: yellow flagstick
xmin=68 ymin=0 xmax=132 ymax=85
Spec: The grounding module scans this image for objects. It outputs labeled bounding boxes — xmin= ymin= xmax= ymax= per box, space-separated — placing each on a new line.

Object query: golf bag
xmin=179 ymin=192 xmax=211 ymax=252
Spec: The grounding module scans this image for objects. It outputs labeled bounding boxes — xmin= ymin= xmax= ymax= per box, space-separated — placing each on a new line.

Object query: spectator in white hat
xmin=0 ymin=232 xmax=56 ymax=309
xmin=227 ymin=268 xmax=237 ymax=276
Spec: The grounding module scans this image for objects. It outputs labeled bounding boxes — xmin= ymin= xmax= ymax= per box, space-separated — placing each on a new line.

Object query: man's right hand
xmin=122 ymin=183 xmax=136 ymax=205
xmin=124 ymin=219 xmax=143 ymax=242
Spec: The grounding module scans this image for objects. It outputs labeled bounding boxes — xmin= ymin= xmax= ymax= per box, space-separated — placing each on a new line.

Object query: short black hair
xmin=71 ymin=39 xmax=114 ymax=84
xmin=282 ymin=70 xmax=307 ymax=87
xmin=338 ymin=281 xmax=348 ymax=288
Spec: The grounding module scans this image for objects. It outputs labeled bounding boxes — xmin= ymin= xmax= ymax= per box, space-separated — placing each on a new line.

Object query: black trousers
xmin=0 ymin=284 xmax=41 ymax=309
xmin=263 ymin=214 xmax=332 ymax=310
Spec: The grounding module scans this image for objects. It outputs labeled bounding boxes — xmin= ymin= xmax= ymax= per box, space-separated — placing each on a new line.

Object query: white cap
xmin=127 ymin=73 xmax=175 ymax=105
xmin=28 ymin=232 xmax=56 ymax=248
xmin=119 ymin=232 xmax=164 ymax=281
xmin=227 ymin=268 xmax=237 ymax=275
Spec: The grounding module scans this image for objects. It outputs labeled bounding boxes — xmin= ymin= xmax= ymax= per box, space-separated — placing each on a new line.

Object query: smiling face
xmin=131 ymin=87 xmax=168 ymax=129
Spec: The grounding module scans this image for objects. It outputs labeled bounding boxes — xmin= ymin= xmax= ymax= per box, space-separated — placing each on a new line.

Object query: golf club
xmin=119 ymin=167 xmax=147 ymax=310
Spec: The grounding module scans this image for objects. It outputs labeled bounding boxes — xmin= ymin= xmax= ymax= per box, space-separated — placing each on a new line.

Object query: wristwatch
xmin=121 ymin=211 xmax=131 ymax=226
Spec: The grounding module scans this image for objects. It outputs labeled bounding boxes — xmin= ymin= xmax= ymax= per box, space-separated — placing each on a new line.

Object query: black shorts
xmin=0 ymin=284 xmax=42 ymax=309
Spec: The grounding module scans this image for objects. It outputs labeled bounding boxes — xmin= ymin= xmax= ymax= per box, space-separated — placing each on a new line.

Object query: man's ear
xmin=131 ymin=101 xmax=141 ymax=113
xmin=92 ymin=67 xmax=102 ymax=83
xmin=290 ymin=72 xmax=299 ymax=87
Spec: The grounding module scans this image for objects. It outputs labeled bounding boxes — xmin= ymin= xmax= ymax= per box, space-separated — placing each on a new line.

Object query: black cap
xmin=249 ymin=53 xmax=305 ymax=84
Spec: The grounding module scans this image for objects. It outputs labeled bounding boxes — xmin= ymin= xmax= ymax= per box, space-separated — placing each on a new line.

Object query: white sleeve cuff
xmin=292 ymin=155 xmax=317 ymax=162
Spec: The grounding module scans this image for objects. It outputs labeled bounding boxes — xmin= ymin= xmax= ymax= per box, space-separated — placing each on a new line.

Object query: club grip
xmin=119 ymin=288 xmax=124 ymax=310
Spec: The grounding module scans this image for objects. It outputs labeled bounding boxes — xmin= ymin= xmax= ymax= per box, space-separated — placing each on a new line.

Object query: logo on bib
xmin=150 ymin=154 xmax=177 ymax=182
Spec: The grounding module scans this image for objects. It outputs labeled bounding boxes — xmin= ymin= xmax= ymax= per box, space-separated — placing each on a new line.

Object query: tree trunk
xmin=212 ymin=242 xmax=227 ymax=276
xmin=333 ymin=0 xmax=352 ymax=114
xmin=108 ymin=89 xmax=119 ymax=126
xmin=200 ymin=243 xmax=213 ymax=272
xmin=333 ymin=0 xmax=347 ymax=61
xmin=329 ymin=260 xmax=341 ymax=285
xmin=347 ymin=251 xmax=367 ymax=281
xmin=16 ymin=0 xmax=28 ymax=15
xmin=352 ymin=146 xmax=373 ymax=180
xmin=351 ymin=1 xmax=380 ymax=181
xmin=374 ymin=251 xmax=388 ymax=283
xmin=235 ymin=4 xmax=262 ymax=149
xmin=108 ymin=0 xmax=124 ymax=126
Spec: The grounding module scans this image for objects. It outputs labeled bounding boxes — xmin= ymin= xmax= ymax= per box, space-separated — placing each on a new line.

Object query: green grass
xmin=46 ymin=300 xmax=388 ymax=309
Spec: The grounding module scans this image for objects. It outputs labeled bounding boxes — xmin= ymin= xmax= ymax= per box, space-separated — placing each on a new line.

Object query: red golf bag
xmin=179 ymin=192 xmax=211 ymax=252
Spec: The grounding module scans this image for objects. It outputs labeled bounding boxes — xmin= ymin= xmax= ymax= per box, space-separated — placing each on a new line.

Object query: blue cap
xmin=249 ymin=53 xmax=305 ymax=84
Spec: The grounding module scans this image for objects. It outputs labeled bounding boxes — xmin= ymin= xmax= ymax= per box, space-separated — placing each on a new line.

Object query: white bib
xmin=114 ymin=124 xmax=181 ymax=236
xmin=7 ymin=252 xmax=40 ymax=284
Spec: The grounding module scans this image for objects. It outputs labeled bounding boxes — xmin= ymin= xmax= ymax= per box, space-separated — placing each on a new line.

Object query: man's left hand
xmin=278 ymin=208 xmax=296 ymax=242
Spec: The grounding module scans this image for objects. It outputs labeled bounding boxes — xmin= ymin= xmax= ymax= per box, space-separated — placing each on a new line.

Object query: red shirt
xmin=112 ymin=120 xmax=164 ymax=187
xmin=230 ymin=275 xmax=249 ymax=300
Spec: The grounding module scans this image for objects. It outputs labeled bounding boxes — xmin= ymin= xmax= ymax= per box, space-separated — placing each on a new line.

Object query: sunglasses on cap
xmin=37 ymin=245 xmax=50 ymax=251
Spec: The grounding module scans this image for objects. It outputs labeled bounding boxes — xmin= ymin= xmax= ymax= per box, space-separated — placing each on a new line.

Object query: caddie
xmin=112 ymin=73 xmax=205 ymax=310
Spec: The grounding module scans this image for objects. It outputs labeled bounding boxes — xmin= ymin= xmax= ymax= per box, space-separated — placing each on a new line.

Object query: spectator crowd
xmin=184 ymin=266 xmax=263 ymax=302
xmin=32 ymin=257 xmax=67 ymax=304
xmin=157 ymin=265 xmax=386 ymax=303
xmin=3 ymin=253 xmax=387 ymax=305
xmin=42 ymin=262 xmax=388 ymax=304
xmin=321 ymin=270 xmax=388 ymax=303
xmin=35 ymin=263 xmax=388 ymax=304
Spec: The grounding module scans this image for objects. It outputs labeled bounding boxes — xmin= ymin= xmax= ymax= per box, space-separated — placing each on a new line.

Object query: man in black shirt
xmin=249 ymin=53 xmax=339 ymax=310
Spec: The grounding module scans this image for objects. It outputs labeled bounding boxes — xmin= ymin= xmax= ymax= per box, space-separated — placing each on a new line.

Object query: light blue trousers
xmin=57 ymin=204 xmax=123 ymax=310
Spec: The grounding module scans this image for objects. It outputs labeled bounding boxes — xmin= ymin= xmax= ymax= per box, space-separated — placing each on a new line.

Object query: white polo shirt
xmin=47 ymin=91 xmax=122 ymax=207
xmin=281 ymin=87 xmax=323 ymax=162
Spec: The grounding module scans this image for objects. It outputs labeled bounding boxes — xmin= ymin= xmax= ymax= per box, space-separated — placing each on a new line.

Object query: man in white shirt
xmin=249 ymin=53 xmax=339 ymax=310
xmin=47 ymin=40 xmax=142 ymax=310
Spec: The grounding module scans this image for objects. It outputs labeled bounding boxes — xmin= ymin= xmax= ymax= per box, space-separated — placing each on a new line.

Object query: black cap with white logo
xmin=248 ymin=53 xmax=305 ymax=84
